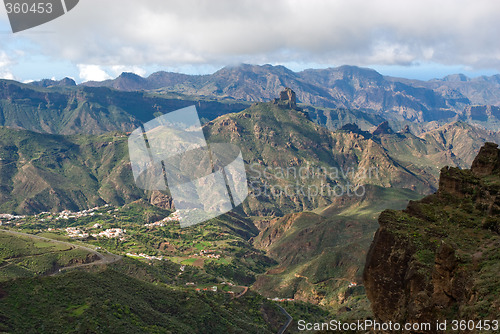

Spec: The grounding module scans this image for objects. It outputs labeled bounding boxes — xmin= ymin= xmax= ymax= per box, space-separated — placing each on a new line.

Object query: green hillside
xmin=0 ymin=269 xmax=284 ymax=334
xmin=0 ymin=89 xmax=499 ymax=332
xmin=0 ymin=230 xmax=96 ymax=281
xmin=0 ymin=80 xmax=248 ymax=135
xmin=0 ymin=127 xmax=144 ymax=214
xmin=0 ymin=98 xmax=497 ymax=220
xmin=206 ymin=101 xmax=497 ymax=216
xmin=252 ymin=185 xmax=423 ymax=314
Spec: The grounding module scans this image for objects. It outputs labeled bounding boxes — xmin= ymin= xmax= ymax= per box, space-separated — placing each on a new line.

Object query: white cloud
xmin=77 ymin=64 xmax=112 ymax=82
xmin=110 ymin=65 xmax=146 ymax=77
xmin=0 ymin=70 xmax=15 ymax=80
xmin=9 ymin=0 xmax=500 ymax=72
xmin=0 ymin=52 xmax=15 ymax=80
xmin=76 ymin=64 xmax=147 ymax=82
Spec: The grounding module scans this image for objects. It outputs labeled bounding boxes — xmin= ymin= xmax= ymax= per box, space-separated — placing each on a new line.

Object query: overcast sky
xmin=1 ymin=0 xmax=500 ymax=82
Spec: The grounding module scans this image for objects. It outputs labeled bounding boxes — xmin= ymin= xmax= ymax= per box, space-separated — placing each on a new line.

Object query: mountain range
xmin=77 ymin=64 xmax=500 ymax=129
xmin=2 ymin=95 xmax=499 ymax=216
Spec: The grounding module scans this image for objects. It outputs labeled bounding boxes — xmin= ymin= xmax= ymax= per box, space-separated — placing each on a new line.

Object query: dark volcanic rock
xmin=470 ymin=142 xmax=500 ymax=176
xmin=339 ymin=123 xmax=371 ymax=137
xmin=372 ymin=121 xmax=394 ymax=136
xmin=339 ymin=123 xmax=362 ymax=132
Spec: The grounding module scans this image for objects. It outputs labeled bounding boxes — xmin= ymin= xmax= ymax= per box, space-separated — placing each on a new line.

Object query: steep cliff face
xmin=364 ymin=142 xmax=500 ymax=332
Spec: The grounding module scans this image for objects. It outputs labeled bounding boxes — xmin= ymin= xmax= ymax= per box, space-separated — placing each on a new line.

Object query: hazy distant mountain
xmin=28 ymin=77 xmax=76 ymax=88
xmin=407 ymin=73 xmax=500 ymax=106
xmin=81 ymin=64 xmax=500 ymax=127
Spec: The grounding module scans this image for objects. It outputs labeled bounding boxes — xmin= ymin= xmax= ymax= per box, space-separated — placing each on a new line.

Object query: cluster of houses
xmin=267 ymin=297 xmax=295 ymax=302
xmin=65 ymin=227 xmax=89 ymax=238
xmin=0 ymin=213 xmax=25 ymax=225
xmin=0 ymin=204 xmax=117 ymax=226
xmin=125 ymin=252 xmax=164 ymax=261
xmin=94 ymin=228 xmax=126 ymax=239
xmin=192 ymin=282 xmax=241 ymax=295
xmin=194 ymin=249 xmax=221 ymax=259
xmin=144 ymin=211 xmax=180 ymax=228
xmin=195 ymin=286 xmax=218 ymax=292
xmin=65 ymin=226 xmax=126 ymax=239
xmin=0 ymin=213 xmax=25 ymax=220
xmin=55 ymin=205 xmax=111 ymax=220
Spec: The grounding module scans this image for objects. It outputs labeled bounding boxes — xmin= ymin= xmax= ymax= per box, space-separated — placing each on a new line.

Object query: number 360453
xmin=5 ymin=2 xmax=53 ymax=14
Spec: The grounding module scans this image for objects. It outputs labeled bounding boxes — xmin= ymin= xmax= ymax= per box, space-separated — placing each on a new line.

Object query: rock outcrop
xmin=372 ymin=121 xmax=394 ymax=136
xmin=470 ymin=142 xmax=500 ymax=176
xmin=274 ymin=87 xmax=297 ymax=109
xmin=149 ymin=190 xmax=174 ymax=210
xmin=29 ymin=77 xmax=77 ymax=88
xmin=364 ymin=142 xmax=500 ymax=333
xmin=400 ymin=125 xmax=412 ymax=134
xmin=339 ymin=123 xmax=371 ymax=137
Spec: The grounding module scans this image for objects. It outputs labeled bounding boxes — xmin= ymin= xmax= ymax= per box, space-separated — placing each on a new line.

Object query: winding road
xmin=277 ymin=305 xmax=293 ymax=334
xmin=0 ymin=229 xmax=122 ymax=274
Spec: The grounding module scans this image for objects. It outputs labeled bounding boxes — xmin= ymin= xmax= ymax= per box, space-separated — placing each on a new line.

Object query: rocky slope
xmin=0 ymin=127 xmax=144 ymax=214
xmin=364 ymin=142 xmax=500 ymax=332
xmin=251 ymin=185 xmax=422 ymax=312
xmin=0 ymin=80 xmax=248 ymax=135
xmin=460 ymin=105 xmax=500 ymax=131
xmin=204 ymin=97 xmax=439 ymax=217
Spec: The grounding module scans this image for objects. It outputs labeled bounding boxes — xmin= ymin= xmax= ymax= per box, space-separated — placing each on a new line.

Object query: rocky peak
xmin=372 ymin=121 xmax=393 ymax=136
xmin=339 ymin=123 xmax=361 ymax=132
xmin=442 ymin=73 xmax=470 ymax=82
xmin=274 ymin=87 xmax=297 ymax=109
xmin=29 ymin=77 xmax=76 ymax=88
xmin=400 ymin=125 xmax=412 ymax=134
xmin=339 ymin=123 xmax=370 ymax=137
xmin=471 ymin=142 xmax=500 ymax=176
xmin=438 ymin=142 xmax=499 ymax=198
